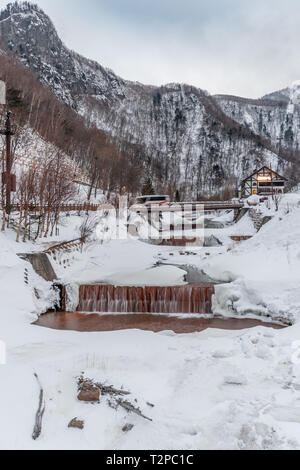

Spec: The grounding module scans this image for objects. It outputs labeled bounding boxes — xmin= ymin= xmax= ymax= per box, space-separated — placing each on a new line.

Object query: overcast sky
xmin=1 ymin=0 xmax=299 ymax=97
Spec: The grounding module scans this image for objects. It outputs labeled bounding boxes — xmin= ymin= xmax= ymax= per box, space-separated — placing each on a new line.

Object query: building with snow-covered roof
xmin=241 ymin=166 xmax=287 ymax=198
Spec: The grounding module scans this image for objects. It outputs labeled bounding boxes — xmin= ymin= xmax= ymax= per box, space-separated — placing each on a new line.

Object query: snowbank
xmin=204 ymin=201 xmax=300 ymax=324
xmin=213 ymin=280 xmax=299 ymax=325
xmin=0 ymin=231 xmax=58 ymax=343
xmin=103 ymin=266 xmax=187 ymax=287
xmin=59 ymin=239 xmax=169 ymax=285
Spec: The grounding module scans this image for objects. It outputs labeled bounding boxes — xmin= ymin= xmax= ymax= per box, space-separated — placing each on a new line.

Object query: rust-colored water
xmin=34 ymin=312 xmax=284 ymax=334
xmin=76 ymin=284 xmax=215 ymax=315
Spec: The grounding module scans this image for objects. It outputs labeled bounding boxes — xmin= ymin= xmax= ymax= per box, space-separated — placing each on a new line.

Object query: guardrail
xmin=130 ymin=202 xmax=244 ymax=213
xmin=11 ymin=203 xmax=101 ymax=212
xmin=10 ymin=201 xmax=244 ymax=214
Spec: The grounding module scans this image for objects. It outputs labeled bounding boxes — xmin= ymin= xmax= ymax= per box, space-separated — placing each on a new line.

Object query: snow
xmin=103 ymin=266 xmax=187 ymax=287
xmin=216 ymin=93 xmax=299 ymax=156
xmin=1 ymin=194 xmax=300 ymax=449
xmin=230 ymin=212 xmax=256 ymax=237
xmin=2 ymin=315 xmax=300 ymax=450
xmin=2 ymin=0 xmax=300 ymax=448
xmin=247 ymin=194 xmax=260 ymax=205
xmin=11 ymin=126 xmax=91 ymax=191
xmin=197 ymin=196 xmax=300 ymax=324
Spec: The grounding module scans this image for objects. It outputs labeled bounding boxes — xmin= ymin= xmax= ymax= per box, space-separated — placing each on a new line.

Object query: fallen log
xmin=32 ymin=373 xmax=46 ymax=441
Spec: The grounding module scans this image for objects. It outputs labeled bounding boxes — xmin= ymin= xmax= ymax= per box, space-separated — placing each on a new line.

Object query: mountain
xmin=0 ymin=2 xmax=125 ymax=108
xmin=215 ymin=84 xmax=300 ymax=155
xmin=0 ymin=2 xmax=293 ymax=198
xmin=262 ymin=88 xmax=291 ymax=103
xmin=0 ymin=52 xmax=142 ymax=194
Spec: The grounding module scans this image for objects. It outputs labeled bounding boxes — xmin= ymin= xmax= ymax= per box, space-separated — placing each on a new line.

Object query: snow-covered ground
xmin=1 ymin=194 xmax=300 ymax=449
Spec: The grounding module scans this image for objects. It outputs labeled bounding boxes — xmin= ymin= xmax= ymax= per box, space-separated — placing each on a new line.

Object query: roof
xmin=242 ymin=166 xmax=288 ymax=183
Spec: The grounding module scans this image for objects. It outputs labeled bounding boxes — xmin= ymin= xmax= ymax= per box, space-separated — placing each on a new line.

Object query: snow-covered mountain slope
xmin=215 ymin=86 xmax=300 ymax=152
xmin=11 ymin=126 xmax=90 ymax=185
xmin=0 ymin=2 xmax=287 ymax=198
xmin=0 ymin=2 xmax=125 ymax=109
xmin=262 ymin=88 xmax=291 ymax=103
xmin=82 ymin=82 xmax=285 ymax=198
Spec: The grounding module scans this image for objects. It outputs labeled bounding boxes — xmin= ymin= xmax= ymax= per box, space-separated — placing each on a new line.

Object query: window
xmin=148 ymin=196 xmax=169 ymax=202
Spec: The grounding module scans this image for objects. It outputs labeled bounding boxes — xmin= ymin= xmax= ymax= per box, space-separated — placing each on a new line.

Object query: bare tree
xmin=273 ymin=192 xmax=282 ymax=212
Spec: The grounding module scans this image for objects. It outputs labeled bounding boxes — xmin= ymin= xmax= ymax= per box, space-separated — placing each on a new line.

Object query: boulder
xmin=68 ymin=418 xmax=84 ymax=430
xmin=205 ymin=219 xmax=225 ymax=229
xmin=204 ymin=235 xmax=222 ymax=247
xmin=77 ymin=385 xmax=100 ymax=402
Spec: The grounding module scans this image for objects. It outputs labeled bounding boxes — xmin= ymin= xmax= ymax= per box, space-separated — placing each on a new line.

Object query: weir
xmin=75 ymin=284 xmax=215 ymax=315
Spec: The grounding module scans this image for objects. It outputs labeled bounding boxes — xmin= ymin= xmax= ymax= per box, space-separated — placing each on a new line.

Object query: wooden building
xmin=241 ymin=167 xmax=287 ymax=198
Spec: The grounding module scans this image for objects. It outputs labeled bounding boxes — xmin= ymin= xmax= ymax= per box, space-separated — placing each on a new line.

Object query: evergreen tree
xmin=142 ymin=177 xmax=155 ymax=195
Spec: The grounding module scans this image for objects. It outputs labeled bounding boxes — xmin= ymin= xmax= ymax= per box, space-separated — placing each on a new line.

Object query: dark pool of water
xmin=34 ymin=312 xmax=284 ymax=334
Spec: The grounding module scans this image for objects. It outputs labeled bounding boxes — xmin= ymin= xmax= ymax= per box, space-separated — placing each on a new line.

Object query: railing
xmin=11 ymin=203 xmax=101 ymax=212
xmin=130 ymin=201 xmax=244 ymax=213
xmin=10 ymin=201 xmax=244 ymax=214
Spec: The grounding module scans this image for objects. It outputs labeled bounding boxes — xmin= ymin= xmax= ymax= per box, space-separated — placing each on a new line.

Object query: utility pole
xmin=0 ymin=111 xmax=15 ymax=215
xmin=0 ymin=79 xmax=16 ymax=218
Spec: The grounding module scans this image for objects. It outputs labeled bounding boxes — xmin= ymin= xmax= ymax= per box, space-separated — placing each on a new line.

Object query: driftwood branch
xmin=116 ymin=398 xmax=153 ymax=422
xmin=78 ymin=377 xmax=130 ymax=397
xmin=78 ymin=377 xmax=153 ymax=422
xmin=32 ymin=373 xmax=46 ymax=441
xmin=96 ymin=382 xmax=131 ymax=397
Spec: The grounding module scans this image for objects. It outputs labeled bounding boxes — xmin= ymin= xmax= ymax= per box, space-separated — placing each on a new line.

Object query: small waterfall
xmin=75 ymin=284 xmax=215 ymax=314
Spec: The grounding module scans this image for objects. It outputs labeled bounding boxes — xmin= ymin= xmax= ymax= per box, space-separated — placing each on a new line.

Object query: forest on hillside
xmin=0 ymin=54 xmax=144 ymax=196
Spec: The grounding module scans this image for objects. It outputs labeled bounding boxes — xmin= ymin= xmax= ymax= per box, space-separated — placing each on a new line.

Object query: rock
xmin=68 ymin=418 xmax=84 ymax=430
xmin=204 ymin=235 xmax=222 ymax=247
xmin=158 ymin=263 xmax=218 ymax=284
xmin=205 ymin=219 xmax=225 ymax=229
xmin=122 ymin=424 xmax=134 ymax=433
xmin=77 ymin=385 xmax=100 ymax=403
xmin=17 ymin=253 xmax=57 ymax=281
